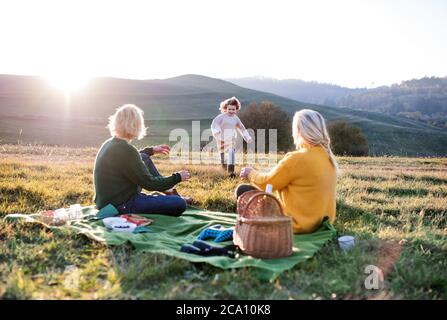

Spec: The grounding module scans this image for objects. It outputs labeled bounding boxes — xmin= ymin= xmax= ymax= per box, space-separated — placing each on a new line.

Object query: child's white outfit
xmin=211 ymin=113 xmax=252 ymax=175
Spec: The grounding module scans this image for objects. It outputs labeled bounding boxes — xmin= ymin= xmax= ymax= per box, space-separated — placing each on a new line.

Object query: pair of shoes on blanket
xmin=180 ymin=240 xmax=237 ymax=258
xmin=197 ymin=224 xmax=234 ymax=242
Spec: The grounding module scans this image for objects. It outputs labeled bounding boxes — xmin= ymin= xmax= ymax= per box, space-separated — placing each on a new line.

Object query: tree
xmin=328 ymin=120 xmax=369 ymax=156
xmin=239 ymin=101 xmax=294 ymax=152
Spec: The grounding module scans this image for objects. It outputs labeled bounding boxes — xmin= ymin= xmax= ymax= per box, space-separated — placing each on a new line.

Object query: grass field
xmin=0 ymin=116 xmax=213 ymax=147
xmin=0 ymin=144 xmax=446 ymax=299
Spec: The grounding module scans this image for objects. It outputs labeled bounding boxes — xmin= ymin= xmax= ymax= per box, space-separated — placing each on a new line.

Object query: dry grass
xmin=0 ymin=144 xmax=446 ymax=299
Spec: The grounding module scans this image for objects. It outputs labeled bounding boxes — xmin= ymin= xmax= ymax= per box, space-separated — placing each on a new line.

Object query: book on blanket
xmin=121 ymin=214 xmax=154 ymax=226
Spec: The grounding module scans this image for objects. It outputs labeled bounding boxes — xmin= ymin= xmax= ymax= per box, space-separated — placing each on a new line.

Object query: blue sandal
xmin=197 ymin=225 xmax=234 ymax=242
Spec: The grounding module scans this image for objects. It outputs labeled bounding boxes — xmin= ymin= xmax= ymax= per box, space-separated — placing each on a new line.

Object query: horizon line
xmin=0 ymin=72 xmax=446 ymax=90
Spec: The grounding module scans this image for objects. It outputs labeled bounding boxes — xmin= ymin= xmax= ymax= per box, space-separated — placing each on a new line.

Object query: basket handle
xmin=244 ymin=191 xmax=284 ymax=217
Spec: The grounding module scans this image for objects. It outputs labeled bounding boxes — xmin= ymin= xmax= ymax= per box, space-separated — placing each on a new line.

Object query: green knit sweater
xmin=93 ymin=137 xmax=182 ymax=209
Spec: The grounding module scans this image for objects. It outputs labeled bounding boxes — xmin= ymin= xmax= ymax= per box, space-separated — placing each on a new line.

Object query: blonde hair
xmin=107 ymin=104 xmax=147 ymax=140
xmin=292 ymin=109 xmax=339 ymax=174
xmin=219 ymin=96 xmax=241 ymax=113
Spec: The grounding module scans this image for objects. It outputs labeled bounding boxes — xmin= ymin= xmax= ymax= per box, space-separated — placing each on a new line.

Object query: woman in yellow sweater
xmin=239 ymin=109 xmax=338 ymax=234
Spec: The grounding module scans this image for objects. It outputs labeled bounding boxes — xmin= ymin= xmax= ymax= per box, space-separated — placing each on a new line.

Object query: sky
xmin=0 ymin=0 xmax=446 ymax=88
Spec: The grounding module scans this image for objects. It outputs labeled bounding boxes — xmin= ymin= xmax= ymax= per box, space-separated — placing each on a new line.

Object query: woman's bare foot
xmin=164 ymin=188 xmax=193 ymax=205
xmin=164 ymin=188 xmax=177 ymax=195
xmin=181 ymin=196 xmax=193 ymax=205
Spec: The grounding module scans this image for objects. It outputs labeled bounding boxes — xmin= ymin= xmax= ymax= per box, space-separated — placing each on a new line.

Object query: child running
xmin=211 ymin=97 xmax=252 ymax=178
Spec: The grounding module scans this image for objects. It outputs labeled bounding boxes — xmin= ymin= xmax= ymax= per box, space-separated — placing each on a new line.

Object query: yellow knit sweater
xmin=248 ymin=145 xmax=336 ymax=234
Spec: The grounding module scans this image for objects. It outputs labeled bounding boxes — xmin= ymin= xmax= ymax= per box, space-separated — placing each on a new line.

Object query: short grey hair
xmin=107 ymin=104 xmax=147 ymax=140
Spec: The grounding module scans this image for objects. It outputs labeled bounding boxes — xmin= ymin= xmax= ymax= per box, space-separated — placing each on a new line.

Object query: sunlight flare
xmin=45 ymin=73 xmax=92 ymax=94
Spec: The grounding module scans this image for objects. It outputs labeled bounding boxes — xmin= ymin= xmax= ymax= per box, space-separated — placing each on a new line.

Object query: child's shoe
xmin=228 ymin=164 xmax=236 ymax=178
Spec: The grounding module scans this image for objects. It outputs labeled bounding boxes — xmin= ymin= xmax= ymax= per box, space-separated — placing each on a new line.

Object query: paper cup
xmin=338 ymin=236 xmax=355 ymax=251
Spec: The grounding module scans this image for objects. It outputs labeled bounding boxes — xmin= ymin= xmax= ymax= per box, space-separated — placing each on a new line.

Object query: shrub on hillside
xmin=239 ymin=101 xmax=294 ymax=152
xmin=328 ymin=120 xmax=369 ymax=156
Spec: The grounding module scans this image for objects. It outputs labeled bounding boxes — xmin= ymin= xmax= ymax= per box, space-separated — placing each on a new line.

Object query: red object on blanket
xmin=121 ymin=214 xmax=154 ymax=226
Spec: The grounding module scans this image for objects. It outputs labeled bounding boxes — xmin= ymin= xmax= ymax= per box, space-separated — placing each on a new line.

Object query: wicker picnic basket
xmin=234 ymin=191 xmax=293 ymax=259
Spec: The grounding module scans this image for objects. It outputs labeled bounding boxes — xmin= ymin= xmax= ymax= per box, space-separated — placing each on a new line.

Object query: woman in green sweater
xmin=93 ymin=104 xmax=190 ymax=216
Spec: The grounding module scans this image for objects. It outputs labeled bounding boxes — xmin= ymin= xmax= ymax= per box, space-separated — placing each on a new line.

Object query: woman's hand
xmin=240 ymin=166 xmax=253 ymax=179
xmin=178 ymin=170 xmax=191 ymax=181
xmin=152 ymin=145 xmax=171 ymax=155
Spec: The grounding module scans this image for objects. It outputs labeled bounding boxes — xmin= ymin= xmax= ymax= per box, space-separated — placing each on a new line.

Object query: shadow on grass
xmin=386 ymin=187 xmax=429 ymax=197
xmin=366 ymin=186 xmax=430 ymax=197
xmin=417 ymin=176 xmax=447 ymax=185
xmin=335 ymin=199 xmax=386 ymax=232
xmin=0 ymin=186 xmax=45 ymax=217
xmin=201 ymin=197 xmax=236 ymax=213
xmin=419 ymin=208 xmax=447 ymax=228
xmin=399 ymin=174 xmax=447 ymax=186
xmin=63 ymin=190 xmax=92 ymax=204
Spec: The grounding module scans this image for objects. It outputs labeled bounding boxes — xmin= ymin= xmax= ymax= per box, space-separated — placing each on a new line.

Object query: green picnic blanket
xmin=5 ymin=206 xmax=337 ymax=281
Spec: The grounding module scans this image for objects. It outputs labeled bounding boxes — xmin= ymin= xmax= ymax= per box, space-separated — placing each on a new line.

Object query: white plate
xmin=111 ymin=222 xmax=137 ymax=233
xmin=103 ymin=217 xmax=127 ymax=229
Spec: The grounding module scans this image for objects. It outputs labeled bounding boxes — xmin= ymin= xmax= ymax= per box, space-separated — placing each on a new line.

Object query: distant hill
xmin=1 ymin=74 xmax=447 ymax=156
xmin=226 ymin=76 xmax=367 ymax=106
xmin=336 ymin=77 xmax=447 ymax=128
xmin=0 ymin=74 xmax=263 ymax=120
xmin=227 ymin=76 xmax=447 ymax=129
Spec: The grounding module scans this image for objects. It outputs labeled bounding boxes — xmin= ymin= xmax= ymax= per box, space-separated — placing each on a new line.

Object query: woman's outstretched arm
xmin=121 ymin=144 xmax=182 ymax=191
xmin=248 ymin=153 xmax=297 ymax=191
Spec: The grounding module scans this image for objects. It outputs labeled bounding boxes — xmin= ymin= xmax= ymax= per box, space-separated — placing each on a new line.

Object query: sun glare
xmin=45 ymin=73 xmax=92 ymax=94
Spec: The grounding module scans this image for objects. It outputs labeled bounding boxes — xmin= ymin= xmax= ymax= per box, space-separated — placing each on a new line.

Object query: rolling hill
xmin=228 ymin=76 xmax=447 ymax=129
xmin=226 ymin=76 xmax=367 ymax=106
xmin=0 ymin=74 xmax=446 ymax=156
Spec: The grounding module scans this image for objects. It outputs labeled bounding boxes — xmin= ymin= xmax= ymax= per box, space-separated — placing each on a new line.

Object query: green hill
xmin=0 ymin=74 xmax=446 ymax=156
xmin=228 ymin=76 xmax=447 ymax=129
